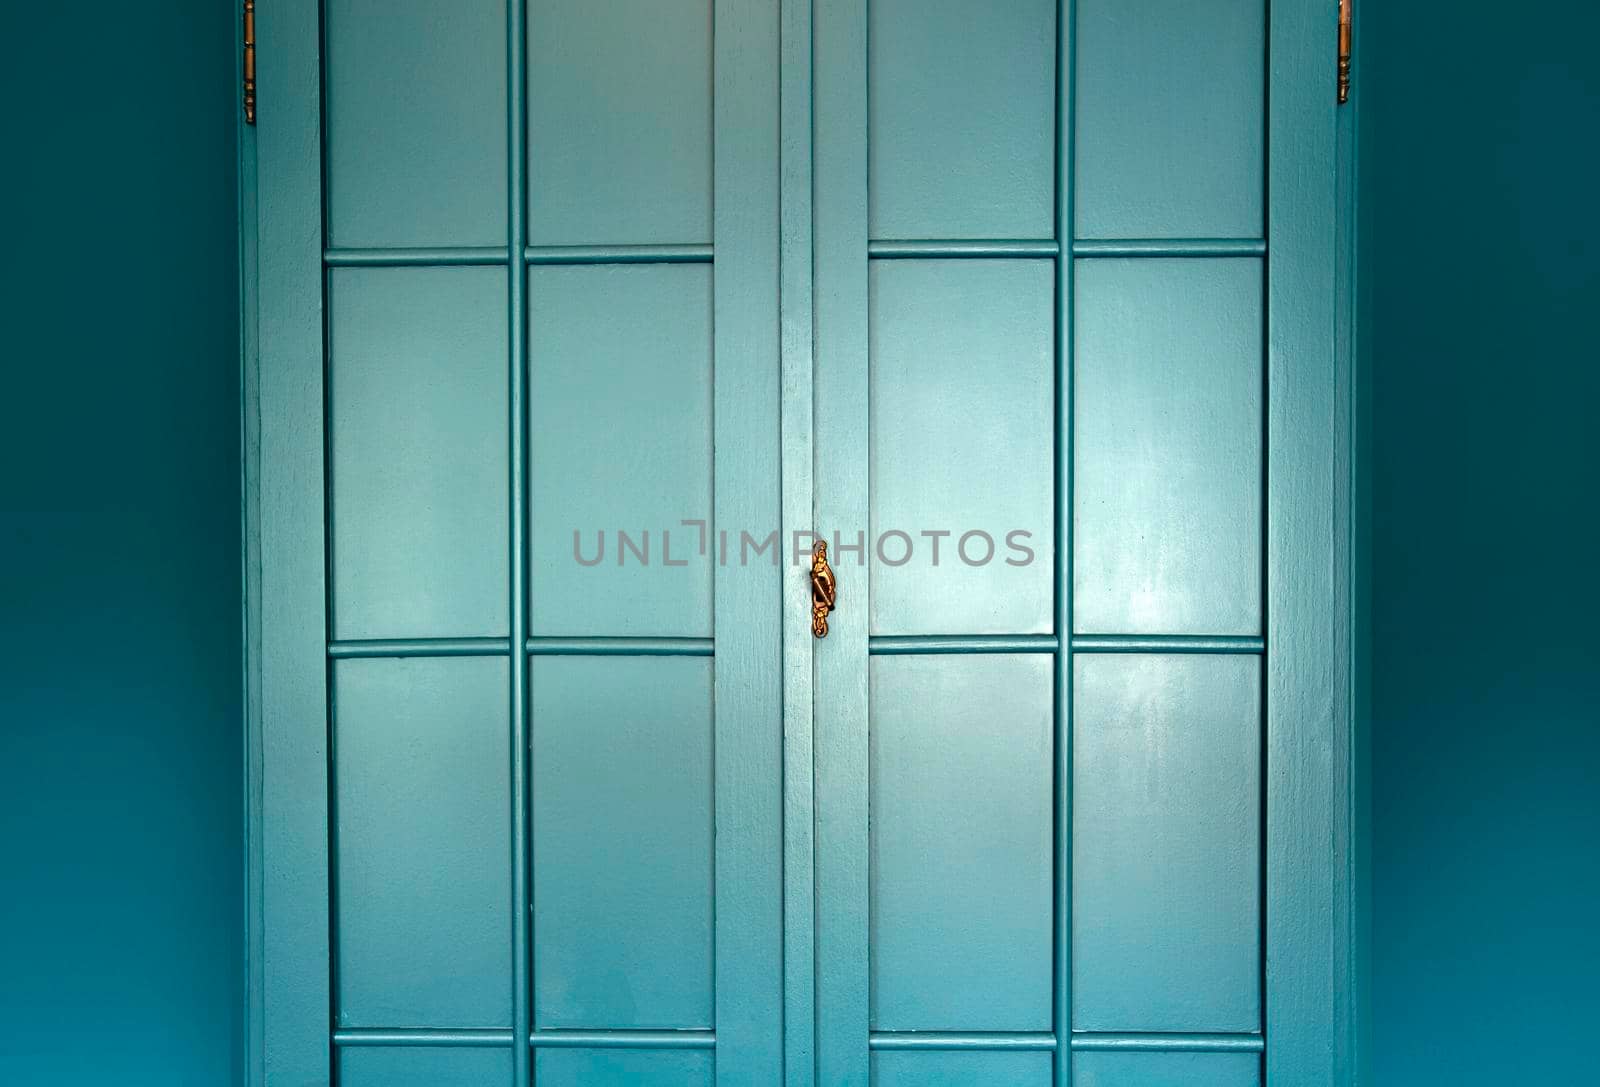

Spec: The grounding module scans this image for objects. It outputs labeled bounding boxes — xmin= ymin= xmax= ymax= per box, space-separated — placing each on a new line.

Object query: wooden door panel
xmin=1072 ymin=258 xmax=1263 ymax=636
xmin=868 ymin=259 xmax=1055 ymax=636
xmin=327 ymin=267 xmax=510 ymax=641
xmin=527 ymin=0 xmax=713 ymax=245
xmin=1073 ymin=1050 xmax=1262 ymax=1087
xmin=1074 ymin=0 xmax=1264 ymax=239
xmin=324 ymin=0 xmax=508 ymax=248
xmin=339 ymin=1046 xmax=516 ymax=1086
xmin=869 ymin=654 xmax=1054 ymax=1031
xmin=867 ymin=0 xmax=1057 ymax=240
xmin=527 ymin=264 xmax=714 ymax=637
xmin=1071 ymin=654 xmax=1262 ymax=1032
xmin=332 ymin=657 xmax=513 ymax=1028
xmin=531 ymin=656 xmax=715 ymax=1030
xmin=533 ymin=1048 xmax=716 ymax=1087
xmin=872 ymin=1050 xmax=1053 ymax=1087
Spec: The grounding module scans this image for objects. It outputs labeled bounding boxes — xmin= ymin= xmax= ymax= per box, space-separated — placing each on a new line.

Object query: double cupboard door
xmin=248 ymin=1 xmax=1350 ymax=1085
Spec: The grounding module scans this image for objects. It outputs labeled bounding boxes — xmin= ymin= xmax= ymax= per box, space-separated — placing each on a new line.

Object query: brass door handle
xmin=811 ymin=540 xmax=837 ymax=638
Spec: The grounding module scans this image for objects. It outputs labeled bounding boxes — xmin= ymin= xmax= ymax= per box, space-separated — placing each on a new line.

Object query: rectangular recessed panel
xmin=534 ymin=1049 xmax=713 ymax=1087
xmin=1072 ymin=655 xmax=1261 ymax=1032
xmin=1073 ymin=259 xmax=1262 ymax=636
xmin=528 ymin=266 xmax=712 ymax=637
xmin=528 ymin=0 xmax=712 ymax=245
xmin=338 ymin=1046 xmax=514 ymax=1087
xmin=869 ymin=0 xmax=1056 ymax=239
xmin=870 ymin=260 xmax=1054 ymax=635
xmin=871 ymin=1050 xmax=1053 ymax=1087
xmin=325 ymin=0 xmax=506 ymax=247
xmin=1073 ymin=1051 xmax=1261 ymax=1087
xmin=329 ymin=267 xmax=508 ymax=640
xmin=532 ymin=657 xmax=713 ymax=1029
xmin=870 ymin=654 xmax=1054 ymax=1030
xmin=1074 ymin=0 xmax=1264 ymax=239
xmin=333 ymin=657 xmax=511 ymax=1028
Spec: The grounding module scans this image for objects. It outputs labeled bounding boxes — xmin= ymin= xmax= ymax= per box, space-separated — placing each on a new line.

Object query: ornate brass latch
xmin=243 ymin=0 xmax=256 ymax=124
xmin=811 ymin=540 xmax=837 ymax=639
xmin=1338 ymin=0 xmax=1353 ymax=104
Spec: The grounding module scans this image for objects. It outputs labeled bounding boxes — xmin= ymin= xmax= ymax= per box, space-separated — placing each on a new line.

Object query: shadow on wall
xmin=0 ymin=3 xmax=243 ymax=1085
xmin=1364 ymin=0 xmax=1600 ymax=1083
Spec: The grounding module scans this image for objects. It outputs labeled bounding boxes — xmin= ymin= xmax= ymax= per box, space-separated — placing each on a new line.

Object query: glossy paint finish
xmin=250 ymin=1 xmax=784 ymax=1082
xmin=246 ymin=2 xmax=1354 ymax=1084
xmin=527 ymin=264 xmax=713 ymax=637
xmin=870 ymin=654 xmax=1054 ymax=1030
xmin=531 ymin=657 xmax=714 ymax=1029
xmin=1072 ymin=259 xmax=1262 ymax=636
xmin=1074 ymin=1050 xmax=1260 ymax=1087
xmin=868 ymin=259 xmax=1055 ymax=635
xmin=527 ymin=0 xmax=712 ymax=245
xmin=328 ymin=267 xmax=509 ymax=640
xmin=867 ymin=0 xmax=1056 ymax=240
xmin=339 ymin=1046 xmax=514 ymax=1087
xmin=806 ymin=0 xmax=1344 ymax=1082
xmin=533 ymin=1048 xmax=714 ymax=1086
xmin=334 ymin=657 xmax=512 ymax=1028
xmin=1073 ymin=0 xmax=1263 ymax=239
xmin=872 ymin=1050 xmax=1053 ymax=1087
xmin=325 ymin=0 xmax=507 ymax=248
xmin=1072 ymin=655 xmax=1261 ymax=1032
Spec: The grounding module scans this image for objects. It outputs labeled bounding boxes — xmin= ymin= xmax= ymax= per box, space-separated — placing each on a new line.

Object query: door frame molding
xmin=241 ymin=1 xmax=326 ymax=1083
xmin=239 ymin=1 xmax=1366 ymax=1083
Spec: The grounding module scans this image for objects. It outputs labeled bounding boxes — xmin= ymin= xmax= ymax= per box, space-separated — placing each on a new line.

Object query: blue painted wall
xmin=1363 ymin=1 xmax=1600 ymax=1082
xmin=0 ymin=4 xmax=242 ymax=1085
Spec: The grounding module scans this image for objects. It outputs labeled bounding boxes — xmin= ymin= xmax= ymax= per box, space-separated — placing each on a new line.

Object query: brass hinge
xmin=1338 ymin=0 xmax=1353 ymax=104
xmin=243 ymin=0 xmax=257 ymax=125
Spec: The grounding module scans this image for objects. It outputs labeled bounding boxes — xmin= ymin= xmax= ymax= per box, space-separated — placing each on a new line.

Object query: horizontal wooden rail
xmin=868 ymin=239 xmax=1059 ymax=259
xmin=524 ymin=637 xmax=714 ymax=656
xmin=1070 ymin=634 xmax=1265 ymax=654
xmin=865 ymin=238 xmax=1265 ymax=259
xmin=867 ymin=634 xmax=1264 ymax=655
xmin=323 ymin=239 xmax=1263 ymax=268
xmin=333 ymin=1028 xmax=512 ymax=1047
xmin=529 ymin=1030 xmax=716 ymax=1050
xmin=869 ymin=1031 xmax=1056 ymax=1051
xmin=869 ymin=634 xmax=1059 ymax=654
xmin=327 ymin=637 xmax=511 ymax=659
xmin=332 ymin=1028 xmax=719 ymax=1050
xmin=327 ymin=637 xmax=717 ymax=658
xmin=323 ymin=246 xmax=509 ymax=267
xmin=1070 ymin=1032 xmax=1265 ymax=1053
xmin=1071 ymin=238 xmax=1265 ymax=258
xmin=864 ymin=1031 xmax=1266 ymax=1053
xmin=523 ymin=243 xmax=713 ymax=265
xmin=329 ymin=634 xmax=1259 ymax=659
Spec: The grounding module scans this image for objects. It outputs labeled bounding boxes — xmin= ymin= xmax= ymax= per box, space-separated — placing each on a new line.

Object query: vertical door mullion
xmin=504 ymin=0 xmax=531 ymax=1083
xmin=713 ymin=0 xmax=785 ymax=1083
xmin=1052 ymin=0 xmax=1076 ymax=1082
xmin=812 ymin=1 xmax=870 ymax=1085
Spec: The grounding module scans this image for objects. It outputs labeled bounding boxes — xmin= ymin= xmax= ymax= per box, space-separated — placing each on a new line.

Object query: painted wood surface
xmin=247 ymin=2 xmax=1354 ymax=1083
xmin=334 ymin=657 xmax=513 ymax=1028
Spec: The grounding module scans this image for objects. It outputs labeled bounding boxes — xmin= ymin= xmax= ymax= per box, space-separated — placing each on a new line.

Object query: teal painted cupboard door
xmin=810 ymin=1 xmax=1296 ymax=1085
xmin=313 ymin=1 xmax=780 ymax=1084
xmin=250 ymin=0 xmax=1348 ymax=1084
